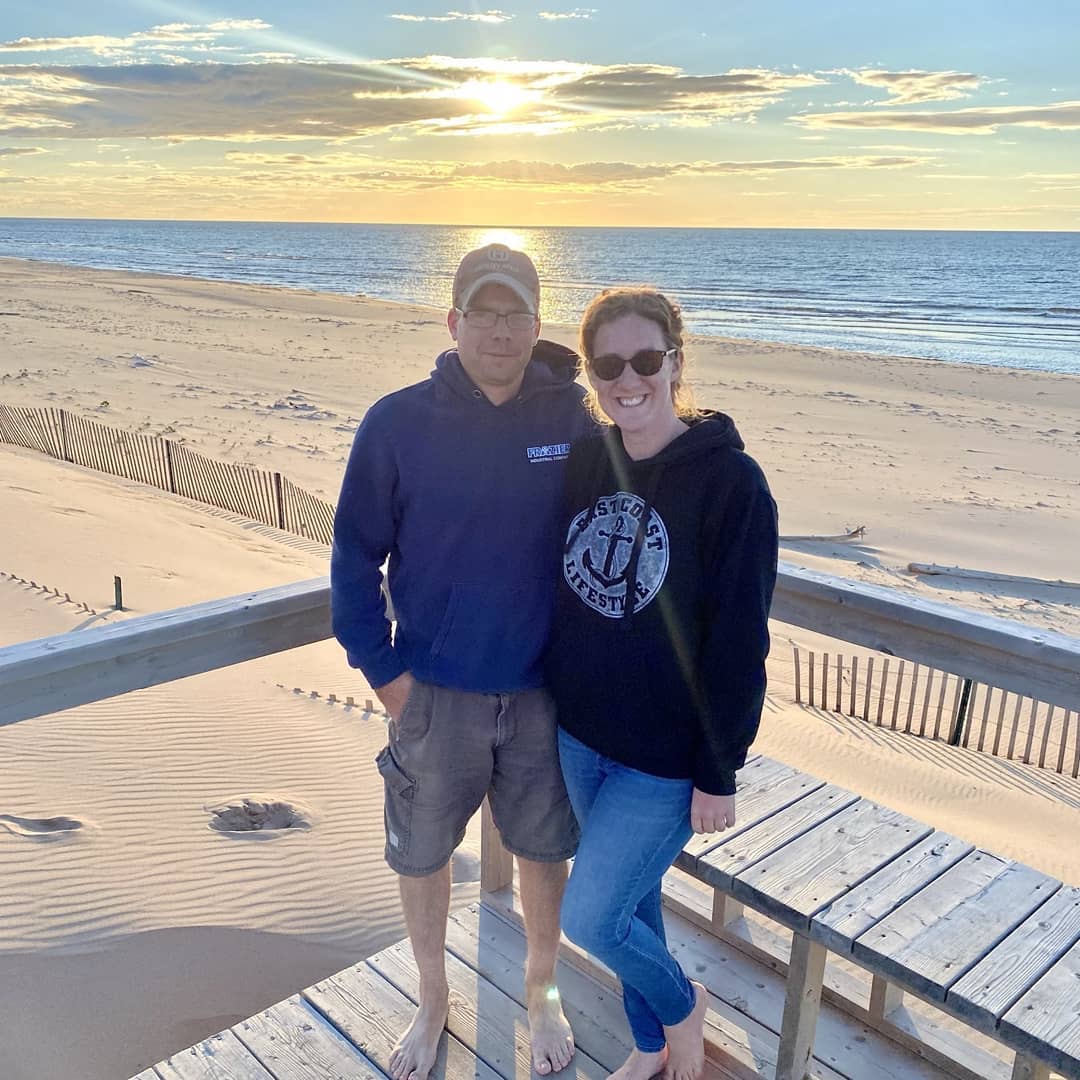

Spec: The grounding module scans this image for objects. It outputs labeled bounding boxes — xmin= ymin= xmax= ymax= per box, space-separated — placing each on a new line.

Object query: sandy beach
xmin=1 ymin=257 xmax=1078 ymax=1080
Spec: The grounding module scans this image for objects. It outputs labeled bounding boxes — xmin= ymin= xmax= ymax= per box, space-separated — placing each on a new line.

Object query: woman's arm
xmin=693 ymin=454 xmax=779 ymax=797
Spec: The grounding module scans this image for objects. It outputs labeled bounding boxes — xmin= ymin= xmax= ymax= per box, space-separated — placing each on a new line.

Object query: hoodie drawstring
xmin=622 ymin=464 xmax=665 ymax=620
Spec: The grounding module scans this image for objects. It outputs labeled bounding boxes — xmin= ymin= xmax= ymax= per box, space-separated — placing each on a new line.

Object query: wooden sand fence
xmin=789 ymin=643 xmax=1080 ymax=777
xmin=0 ymin=404 xmax=336 ymax=546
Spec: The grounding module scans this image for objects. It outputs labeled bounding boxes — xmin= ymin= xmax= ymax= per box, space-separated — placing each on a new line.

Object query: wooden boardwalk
xmin=130 ymin=901 xmax=747 ymax=1080
xmin=668 ymin=755 xmax=1080 ymax=1080
xmin=130 ymin=751 xmax=1080 ymax=1080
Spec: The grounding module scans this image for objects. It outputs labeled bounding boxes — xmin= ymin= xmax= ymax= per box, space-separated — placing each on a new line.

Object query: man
xmin=331 ymin=243 xmax=594 ymax=1080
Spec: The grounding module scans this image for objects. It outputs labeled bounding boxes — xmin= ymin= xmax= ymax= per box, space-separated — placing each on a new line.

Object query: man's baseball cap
xmin=453 ymin=243 xmax=540 ymax=315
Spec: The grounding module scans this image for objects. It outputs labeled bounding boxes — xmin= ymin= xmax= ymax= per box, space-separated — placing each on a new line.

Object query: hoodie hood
xmin=605 ymin=409 xmax=745 ymax=466
xmin=433 ymin=338 xmax=582 ymax=404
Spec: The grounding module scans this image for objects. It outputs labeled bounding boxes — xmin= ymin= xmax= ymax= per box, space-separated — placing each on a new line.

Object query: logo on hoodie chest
xmin=527 ymin=442 xmax=571 ymax=462
xmin=563 ymin=491 xmax=669 ymax=618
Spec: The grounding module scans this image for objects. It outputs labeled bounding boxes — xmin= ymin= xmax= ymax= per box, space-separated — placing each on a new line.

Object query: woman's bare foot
xmin=662 ymin=981 xmax=707 ymax=1080
xmin=610 ymin=1045 xmax=668 ymax=1080
xmin=527 ymin=985 xmax=575 ymax=1074
xmin=389 ymin=991 xmax=449 ymax=1080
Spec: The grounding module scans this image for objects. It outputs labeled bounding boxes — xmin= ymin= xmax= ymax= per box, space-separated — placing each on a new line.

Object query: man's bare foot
xmin=610 ymin=1045 xmax=668 ymax=1080
xmin=389 ymin=991 xmax=449 ymax=1080
xmin=527 ymin=985 xmax=575 ymax=1074
xmin=662 ymin=981 xmax=707 ymax=1080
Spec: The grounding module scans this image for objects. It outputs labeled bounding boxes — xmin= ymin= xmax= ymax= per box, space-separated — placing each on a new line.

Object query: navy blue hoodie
xmin=332 ymin=342 xmax=594 ymax=692
xmin=545 ymin=413 xmax=778 ymax=795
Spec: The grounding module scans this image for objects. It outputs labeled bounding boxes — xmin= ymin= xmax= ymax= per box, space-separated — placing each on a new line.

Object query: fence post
xmin=164 ymin=440 xmax=177 ymax=494
xmin=273 ymin=472 xmax=286 ymax=531
xmin=59 ymin=409 xmax=71 ymax=462
xmin=114 ymin=575 xmax=123 ymax=611
xmin=949 ymin=678 xmax=973 ymax=745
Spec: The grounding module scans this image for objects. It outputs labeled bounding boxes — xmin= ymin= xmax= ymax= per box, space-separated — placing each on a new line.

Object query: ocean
xmin=1 ymin=218 xmax=1078 ymax=375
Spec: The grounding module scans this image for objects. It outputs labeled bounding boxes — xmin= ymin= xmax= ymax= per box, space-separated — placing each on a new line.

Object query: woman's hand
xmin=690 ymin=788 xmax=736 ymax=834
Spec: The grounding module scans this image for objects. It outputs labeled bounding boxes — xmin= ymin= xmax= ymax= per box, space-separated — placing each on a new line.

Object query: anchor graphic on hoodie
xmin=581 ymin=514 xmax=638 ymax=589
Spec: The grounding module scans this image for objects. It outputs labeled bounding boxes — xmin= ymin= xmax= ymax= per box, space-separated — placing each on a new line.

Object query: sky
xmin=0 ymin=0 xmax=1078 ymax=228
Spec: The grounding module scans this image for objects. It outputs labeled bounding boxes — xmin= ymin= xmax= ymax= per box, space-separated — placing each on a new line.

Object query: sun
xmin=458 ymin=78 xmax=537 ymax=116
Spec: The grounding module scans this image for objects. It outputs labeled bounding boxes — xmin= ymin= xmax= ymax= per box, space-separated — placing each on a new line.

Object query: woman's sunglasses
xmin=588 ymin=347 xmax=677 ymax=382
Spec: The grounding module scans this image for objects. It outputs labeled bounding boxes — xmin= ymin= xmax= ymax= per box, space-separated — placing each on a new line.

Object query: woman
xmin=546 ymin=287 xmax=778 ymax=1080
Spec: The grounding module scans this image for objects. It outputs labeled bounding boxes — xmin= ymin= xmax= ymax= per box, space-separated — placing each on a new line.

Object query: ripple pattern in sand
xmin=0 ymin=650 xmax=422 ymax=955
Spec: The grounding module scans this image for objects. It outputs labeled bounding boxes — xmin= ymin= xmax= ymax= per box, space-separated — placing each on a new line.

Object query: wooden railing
xmin=2 ymin=566 xmax=1077 ymax=1080
xmin=2 ymin=563 xmax=1076 ymax=728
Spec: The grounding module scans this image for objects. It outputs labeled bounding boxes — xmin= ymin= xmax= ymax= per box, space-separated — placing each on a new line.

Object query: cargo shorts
xmin=375 ymin=680 xmax=579 ymax=876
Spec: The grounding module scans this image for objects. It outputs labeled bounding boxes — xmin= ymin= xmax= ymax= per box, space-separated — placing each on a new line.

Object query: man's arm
xmin=330 ymin=408 xmax=408 ymax=692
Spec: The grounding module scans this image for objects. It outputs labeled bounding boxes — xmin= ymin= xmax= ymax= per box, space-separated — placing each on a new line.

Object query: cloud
xmin=538 ymin=9 xmax=597 ymax=18
xmin=0 ymin=20 xmax=272 ymax=59
xmin=0 ymin=58 xmax=827 ymax=141
xmin=796 ymin=101 xmax=1080 ymax=134
xmin=1023 ymin=171 xmax=1080 ymax=191
xmin=841 ymin=69 xmax=984 ymax=105
xmin=214 ymin=151 xmax=927 ymax=192
xmin=389 ymin=10 xmax=513 ymax=22
xmin=0 ymin=145 xmax=47 ymax=156
xmin=545 ymin=66 xmax=824 ymax=115
xmin=207 ymin=20 xmax=273 ymax=32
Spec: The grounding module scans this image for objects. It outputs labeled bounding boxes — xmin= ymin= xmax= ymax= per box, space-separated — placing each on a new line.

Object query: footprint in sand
xmin=0 ymin=814 xmax=84 ymax=841
xmin=207 ymin=796 xmax=313 ymax=837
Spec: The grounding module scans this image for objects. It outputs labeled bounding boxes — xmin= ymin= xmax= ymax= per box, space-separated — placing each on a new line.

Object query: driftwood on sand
xmin=908 ymin=563 xmax=1080 ymax=590
xmin=780 ymin=526 xmax=866 ymax=543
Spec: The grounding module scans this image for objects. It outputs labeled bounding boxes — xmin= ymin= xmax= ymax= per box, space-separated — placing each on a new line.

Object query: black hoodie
xmin=545 ymin=411 xmax=778 ymax=795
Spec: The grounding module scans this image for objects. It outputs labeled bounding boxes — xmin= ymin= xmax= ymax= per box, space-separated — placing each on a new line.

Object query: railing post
xmin=480 ymin=796 xmax=513 ymax=892
xmin=869 ymin=974 xmax=903 ymax=1019
xmin=1010 ymin=1053 xmax=1051 ymax=1080
xmin=776 ymin=932 xmax=826 ymax=1080
xmin=710 ymin=888 xmax=744 ymax=930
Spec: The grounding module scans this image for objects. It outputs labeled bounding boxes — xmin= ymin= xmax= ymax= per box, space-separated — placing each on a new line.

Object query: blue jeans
xmin=557 ymin=727 xmax=696 ymax=1052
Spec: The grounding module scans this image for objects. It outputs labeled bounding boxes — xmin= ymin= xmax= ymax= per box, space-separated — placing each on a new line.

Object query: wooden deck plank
xmin=304 ymin=958 xmax=501 ymax=1080
xmin=812 ymin=831 xmax=973 ymax=956
xmin=369 ymin=931 xmax=608 ymax=1079
xmin=151 ymin=1030 xmax=276 ymax=1079
xmin=680 ymin=757 xmax=825 ymax=864
xmin=656 ymin=899 xmax=951 ymax=1080
xmin=853 ymin=853 xmax=1062 ymax=1003
xmin=482 ymin=885 xmax=853 ymax=1080
xmin=696 ymin=785 xmax=861 ymax=891
xmin=232 ymin=995 xmax=386 ymax=1078
xmin=659 ymin=873 xmax=1011 ymax=1080
xmin=457 ymin=902 xmax=753 ymax=1079
xmin=488 ymin=882 xmax=954 ymax=1080
xmin=446 ymin=904 xmax=633 ymax=1075
xmin=999 ymin=937 xmax=1080 ymax=1079
xmin=731 ymin=800 xmax=933 ymax=932
xmin=947 ymin=885 xmax=1080 ymax=1037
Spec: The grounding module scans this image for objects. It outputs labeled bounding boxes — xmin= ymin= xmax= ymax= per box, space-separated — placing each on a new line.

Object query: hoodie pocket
xmin=376 ymin=745 xmax=416 ymax=857
xmin=427 ymin=580 xmax=550 ymax=681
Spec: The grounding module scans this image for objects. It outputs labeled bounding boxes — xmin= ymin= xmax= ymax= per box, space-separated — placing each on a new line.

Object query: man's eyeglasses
xmin=588 ymin=347 xmax=677 ymax=382
xmin=459 ymin=308 xmax=537 ymax=331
